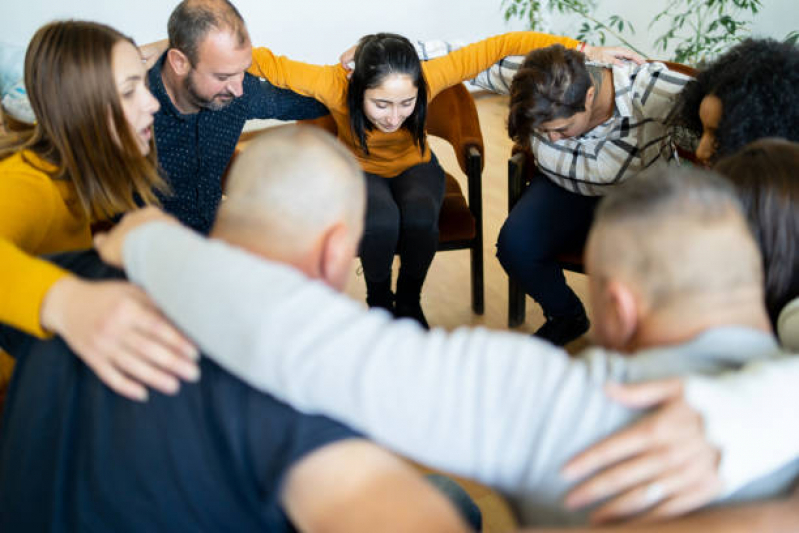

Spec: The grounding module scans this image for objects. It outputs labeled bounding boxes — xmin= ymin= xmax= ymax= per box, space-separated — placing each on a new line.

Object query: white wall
xmin=3 ymin=0 xmax=796 ymax=63
xmin=2 ymin=0 xmax=526 ymax=64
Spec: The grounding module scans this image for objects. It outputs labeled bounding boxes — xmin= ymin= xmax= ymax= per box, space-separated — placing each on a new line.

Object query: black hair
xmin=675 ymin=38 xmax=799 ymax=161
xmin=507 ymin=44 xmax=592 ymax=147
xmin=714 ymin=138 xmax=799 ymax=328
xmin=346 ymin=33 xmax=428 ymax=155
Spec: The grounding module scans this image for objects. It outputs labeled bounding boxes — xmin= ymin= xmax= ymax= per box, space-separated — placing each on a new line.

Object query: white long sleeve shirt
xmin=123 ymin=223 xmax=798 ymax=526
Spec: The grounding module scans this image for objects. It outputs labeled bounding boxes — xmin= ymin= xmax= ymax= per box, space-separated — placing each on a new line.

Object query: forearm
xmin=685 ymin=358 xmax=799 ymax=495
xmin=527 ymin=496 xmax=799 ymax=532
xmin=424 ymin=32 xmax=578 ymax=94
xmin=0 ymin=239 xmax=69 ymax=337
xmin=123 ymin=223 xmax=565 ymax=488
xmin=248 ymin=47 xmax=338 ymax=104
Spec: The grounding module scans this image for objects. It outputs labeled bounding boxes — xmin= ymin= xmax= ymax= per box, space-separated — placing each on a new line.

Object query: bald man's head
xmin=214 ymin=126 xmax=365 ymax=288
xmin=586 ymin=166 xmax=765 ymax=350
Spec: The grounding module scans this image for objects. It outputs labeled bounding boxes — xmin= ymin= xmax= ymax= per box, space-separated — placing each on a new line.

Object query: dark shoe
xmin=394 ymin=273 xmax=430 ymax=329
xmin=533 ymin=313 xmax=590 ymax=346
xmin=365 ymin=278 xmax=394 ymax=312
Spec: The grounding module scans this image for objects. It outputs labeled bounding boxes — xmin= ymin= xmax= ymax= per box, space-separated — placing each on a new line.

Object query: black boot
xmin=394 ymin=273 xmax=429 ymax=329
xmin=533 ymin=311 xmax=590 ymax=346
xmin=365 ymin=278 xmax=394 ymax=313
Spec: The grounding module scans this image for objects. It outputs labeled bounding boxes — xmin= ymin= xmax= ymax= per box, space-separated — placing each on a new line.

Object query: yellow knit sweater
xmin=249 ymin=32 xmax=578 ymax=177
xmin=0 ymin=150 xmax=91 ymax=337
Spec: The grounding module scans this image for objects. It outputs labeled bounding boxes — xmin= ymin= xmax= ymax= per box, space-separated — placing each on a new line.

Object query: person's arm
xmin=247 ymin=47 xmax=345 ymax=108
xmin=98 ymin=216 xmax=603 ymax=491
xmin=0 ymin=174 xmax=198 ymax=401
xmin=282 ymin=440 xmax=468 ymax=533
xmin=245 ymin=75 xmax=329 ymax=121
xmin=422 ymin=32 xmax=579 ymax=96
xmin=526 ymin=489 xmax=799 ymax=533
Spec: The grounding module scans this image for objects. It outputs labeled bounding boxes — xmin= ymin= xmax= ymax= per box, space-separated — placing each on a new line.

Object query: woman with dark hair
xmin=249 ymin=31 xmax=600 ymax=327
xmin=0 ymin=20 xmax=198 ymax=402
xmin=676 ymin=38 xmax=799 ymax=165
xmin=713 ymin=138 xmax=799 ymax=335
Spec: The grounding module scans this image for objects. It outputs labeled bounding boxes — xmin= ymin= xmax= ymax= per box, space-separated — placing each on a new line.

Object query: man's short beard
xmin=184 ymin=70 xmax=235 ymax=111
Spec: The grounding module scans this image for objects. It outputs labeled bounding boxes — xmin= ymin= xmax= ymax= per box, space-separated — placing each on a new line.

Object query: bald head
xmin=587 ymin=166 xmax=768 ymax=349
xmin=214 ymin=126 xmax=365 ymax=265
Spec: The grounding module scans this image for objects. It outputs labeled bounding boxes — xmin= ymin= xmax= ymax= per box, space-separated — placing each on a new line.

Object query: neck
xmin=626 ymin=286 xmax=772 ymax=351
xmin=160 ymin=60 xmax=200 ymax=115
xmin=587 ymin=66 xmax=615 ymax=130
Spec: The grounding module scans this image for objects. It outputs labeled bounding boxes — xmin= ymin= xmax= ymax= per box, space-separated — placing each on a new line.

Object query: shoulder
xmin=0 ymin=152 xmax=61 ymax=204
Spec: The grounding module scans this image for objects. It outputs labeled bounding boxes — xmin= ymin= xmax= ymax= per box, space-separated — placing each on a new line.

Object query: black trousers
xmin=496 ymin=172 xmax=599 ymax=318
xmin=360 ymin=154 xmax=445 ymax=284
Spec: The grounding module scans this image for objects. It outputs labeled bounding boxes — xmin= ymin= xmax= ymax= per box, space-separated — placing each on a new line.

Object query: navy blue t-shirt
xmin=149 ymin=53 xmax=329 ymax=234
xmin=0 ymin=251 xmax=359 ymax=532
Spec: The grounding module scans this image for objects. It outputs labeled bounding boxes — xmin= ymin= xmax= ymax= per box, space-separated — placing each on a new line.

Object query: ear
xmin=167 ymin=48 xmax=192 ymax=76
xmin=584 ymin=85 xmax=596 ymax=108
xmin=319 ymin=222 xmax=356 ymax=291
xmin=604 ymin=279 xmax=640 ymax=350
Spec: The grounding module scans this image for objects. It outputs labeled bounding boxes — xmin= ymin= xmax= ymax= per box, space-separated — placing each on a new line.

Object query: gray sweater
xmin=123 ymin=223 xmax=798 ymax=526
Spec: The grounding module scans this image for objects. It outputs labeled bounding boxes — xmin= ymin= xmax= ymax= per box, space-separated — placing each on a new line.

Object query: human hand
xmin=583 ymin=45 xmax=646 ymax=66
xmin=139 ymin=39 xmax=169 ymax=70
xmin=40 ymin=276 xmax=199 ymax=402
xmin=94 ymin=207 xmax=178 ymax=268
xmin=339 ymin=44 xmax=357 ymax=78
xmin=561 ymin=379 xmax=722 ymax=524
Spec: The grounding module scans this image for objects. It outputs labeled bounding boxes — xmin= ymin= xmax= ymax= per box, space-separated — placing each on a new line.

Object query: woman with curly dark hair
xmin=677 ymin=38 xmax=799 ymax=164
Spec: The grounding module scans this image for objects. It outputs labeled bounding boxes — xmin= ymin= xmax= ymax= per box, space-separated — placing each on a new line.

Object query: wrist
xmin=40 ymin=275 xmax=82 ymax=334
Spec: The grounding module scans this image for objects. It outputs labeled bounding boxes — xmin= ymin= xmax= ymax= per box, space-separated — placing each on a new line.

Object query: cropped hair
xmin=167 ymin=0 xmax=248 ymax=66
xmin=0 ymin=20 xmax=168 ymax=220
xmin=714 ymin=138 xmax=799 ymax=327
xmin=346 ymin=33 xmax=428 ymax=155
xmin=507 ymin=44 xmax=592 ymax=147
xmin=675 ymin=38 xmax=799 ymax=160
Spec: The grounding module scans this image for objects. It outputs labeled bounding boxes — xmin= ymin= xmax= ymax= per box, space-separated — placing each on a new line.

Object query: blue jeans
xmin=496 ymin=173 xmax=598 ymax=318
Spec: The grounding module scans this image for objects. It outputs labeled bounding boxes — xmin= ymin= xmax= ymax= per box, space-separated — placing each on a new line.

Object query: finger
xmin=625 ymin=477 xmax=723 ymax=524
xmin=575 ymin=437 xmax=710 ymax=514
xmin=114 ymin=348 xmax=182 ymax=396
xmin=563 ymin=399 xmax=688 ymax=481
xmin=604 ymin=378 xmax=684 ymax=408
xmin=88 ymin=358 xmax=149 ymax=402
xmin=125 ymin=327 xmax=200 ymax=383
xmin=124 ymin=290 xmax=199 ymax=360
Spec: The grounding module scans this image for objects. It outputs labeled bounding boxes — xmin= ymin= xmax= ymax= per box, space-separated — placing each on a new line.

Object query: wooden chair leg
xmin=467 ymin=148 xmax=485 ymax=316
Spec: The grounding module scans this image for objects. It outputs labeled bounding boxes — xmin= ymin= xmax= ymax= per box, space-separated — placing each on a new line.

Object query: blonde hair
xmin=0 ymin=20 xmax=169 ymax=221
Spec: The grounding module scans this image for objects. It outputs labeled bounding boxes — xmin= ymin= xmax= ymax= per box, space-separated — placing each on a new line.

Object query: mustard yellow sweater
xmin=0 ymin=151 xmax=92 ymax=337
xmin=249 ymin=32 xmax=578 ymax=177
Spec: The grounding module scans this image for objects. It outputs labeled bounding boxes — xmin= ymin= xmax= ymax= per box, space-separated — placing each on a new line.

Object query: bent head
xmin=508 ymin=44 xmax=595 ymax=145
xmin=677 ymin=38 xmax=799 ymax=165
xmin=167 ymin=0 xmax=251 ymax=111
xmin=714 ymin=138 xmax=799 ymax=326
xmin=586 ymin=166 xmax=764 ymax=351
xmin=215 ymin=126 xmax=366 ymax=291
xmin=18 ymin=20 xmax=166 ymax=219
xmin=347 ymin=33 xmax=427 ymax=154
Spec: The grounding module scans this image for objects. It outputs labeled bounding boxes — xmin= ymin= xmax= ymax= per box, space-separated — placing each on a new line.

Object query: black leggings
xmin=360 ymin=154 xmax=445 ymax=283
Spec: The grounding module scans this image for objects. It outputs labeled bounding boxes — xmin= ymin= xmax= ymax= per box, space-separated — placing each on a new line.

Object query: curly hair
xmin=676 ymin=38 xmax=799 ymax=160
xmin=507 ymin=44 xmax=592 ymax=147
xmin=714 ymin=138 xmax=799 ymax=328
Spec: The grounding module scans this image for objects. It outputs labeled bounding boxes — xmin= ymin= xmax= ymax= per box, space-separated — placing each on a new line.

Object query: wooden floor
xmin=340 ymin=94 xmax=593 ymax=531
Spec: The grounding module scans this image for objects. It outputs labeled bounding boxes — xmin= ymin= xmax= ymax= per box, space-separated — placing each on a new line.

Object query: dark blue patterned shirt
xmin=149 ymin=53 xmax=328 ymax=234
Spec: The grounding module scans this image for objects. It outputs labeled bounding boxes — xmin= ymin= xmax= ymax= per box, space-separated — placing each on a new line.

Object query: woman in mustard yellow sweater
xmin=0 ymin=21 xmax=198 ymax=402
xmin=248 ymin=31 xmax=598 ymax=327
